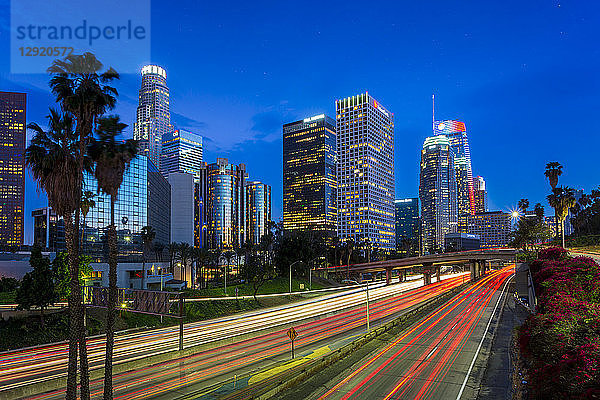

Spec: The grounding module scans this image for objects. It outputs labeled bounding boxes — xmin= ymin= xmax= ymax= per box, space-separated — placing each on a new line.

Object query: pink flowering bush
xmin=519 ymin=247 xmax=600 ymax=399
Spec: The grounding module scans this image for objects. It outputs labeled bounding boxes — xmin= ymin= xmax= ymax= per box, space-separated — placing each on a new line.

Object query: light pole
xmin=289 ymin=260 xmax=303 ymax=294
xmin=348 ymin=279 xmax=370 ymax=333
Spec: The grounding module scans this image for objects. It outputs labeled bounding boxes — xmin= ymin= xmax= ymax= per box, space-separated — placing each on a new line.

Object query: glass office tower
xmin=160 ymin=129 xmax=203 ymax=179
xmin=83 ymin=156 xmax=171 ymax=260
xmin=246 ymin=181 xmax=272 ymax=245
xmin=0 ymin=92 xmax=26 ymax=247
xmin=282 ymin=114 xmax=336 ymax=238
xmin=394 ymin=198 xmax=420 ymax=256
xmin=419 ymin=135 xmax=458 ymax=253
xmin=134 ymin=65 xmax=171 ymax=169
xmin=336 ymin=93 xmax=395 ymax=250
xmin=473 ymin=176 xmax=488 ymax=214
xmin=433 ymin=120 xmax=474 ymax=216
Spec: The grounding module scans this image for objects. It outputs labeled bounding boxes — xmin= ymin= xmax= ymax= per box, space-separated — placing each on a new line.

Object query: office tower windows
xmin=394 ymin=198 xmax=420 ymax=256
xmin=161 ymin=129 xmax=203 ymax=179
xmin=419 ymin=135 xmax=458 ymax=253
xmin=473 ymin=176 xmax=488 ymax=214
xmin=282 ymin=114 xmax=336 ymax=238
xmin=32 ymin=207 xmax=65 ymax=252
xmin=0 ymin=92 xmax=26 ymax=247
xmin=246 ymin=181 xmax=271 ymax=245
xmin=336 ymin=92 xmax=395 ymax=250
xmin=433 ymin=120 xmax=474 ymax=216
xmin=458 ymin=211 xmax=512 ymax=248
xmin=134 ymin=65 xmax=171 ymax=169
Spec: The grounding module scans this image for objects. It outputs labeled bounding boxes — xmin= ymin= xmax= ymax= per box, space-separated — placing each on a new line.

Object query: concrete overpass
xmin=317 ymin=249 xmax=518 ymax=285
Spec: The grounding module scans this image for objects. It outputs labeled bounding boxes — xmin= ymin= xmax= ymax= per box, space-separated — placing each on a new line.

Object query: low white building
xmin=86 ymin=261 xmax=182 ymax=290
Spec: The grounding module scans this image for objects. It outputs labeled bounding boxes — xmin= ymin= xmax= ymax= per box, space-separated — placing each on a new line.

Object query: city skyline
xmin=1 ymin=1 xmax=598 ymax=243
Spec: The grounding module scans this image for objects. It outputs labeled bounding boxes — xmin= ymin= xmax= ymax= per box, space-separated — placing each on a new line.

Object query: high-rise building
xmin=282 ymin=114 xmax=336 ymax=238
xmin=204 ymin=158 xmax=247 ymax=249
xmin=419 ymin=135 xmax=458 ymax=253
xmin=0 ymin=92 xmax=26 ymax=247
xmin=433 ymin=120 xmax=474 ymax=216
xmin=160 ymin=129 xmax=203 ymax=179
xmin=83 ymin=155 xmax=171 ymax=260
xmin=168 ymin=172 xmax=195 ymax=246
xmin=246 ymin=181 xmax=271 ymax=246
xmin=32 ymin=207 xmax=65 ymax=252
xmin=459 ymin=211 xmax=512 ymax=248
xmin=134 ymin=65 xmax=171 ymax=169
xmin=336 ymin=93 xmax=395 ymax=250
xmin=394 ymin=198 xmax=420 ymax=256
xmin=473 ymin=176 xmax=488 ymax=214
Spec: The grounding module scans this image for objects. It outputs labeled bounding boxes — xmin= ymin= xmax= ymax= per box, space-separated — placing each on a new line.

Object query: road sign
xmin=287 ymin=327 xmax=297 ymax=359
xmin=287 ymin=326 xmax=297 ymax=341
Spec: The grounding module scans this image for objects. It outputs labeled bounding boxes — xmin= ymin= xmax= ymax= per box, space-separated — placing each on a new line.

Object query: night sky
xmin=0 ymin=0 xmax=598 ymax=244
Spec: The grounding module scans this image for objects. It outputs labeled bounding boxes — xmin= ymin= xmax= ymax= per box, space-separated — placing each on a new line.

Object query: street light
xmin=289 ymin=260 xmax=304 ymax=294
xmin=347 ymin=279 xmax=370 ymax=333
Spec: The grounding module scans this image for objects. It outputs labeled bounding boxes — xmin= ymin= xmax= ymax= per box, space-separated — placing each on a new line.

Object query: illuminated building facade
xmin=282 ymin=114 xmax=336 ymax=238
xmin=0 ymin=92 xmax=26 ymax=247
xmin=205 ymin=158 xmax=247 ymax=249
xmin=160 ymin=129 xmax=203 ymax=179
xmin=433 ymin=120 xmax=474 ymax=216
xmin=394 ymin=198 xmax=420 ymax=256
xmin=473 ymin=176 xmax=488 ymax=214
xmin=458 ymin=211 xmax=511 ymax=248
xmin=134 ymin=65 xmax=171 ymax=169
xmin=246 ymin=181 xmax=271 ymax=245
xmin=336 ymin=93 xmax=395 ymax=250
xmin=83 ymin=156 xmax=171 ymax=260
xmin=32 ymin=207 xmax=65 ymax=252
xmin=419 ymin=135 xmax=458 ymax=253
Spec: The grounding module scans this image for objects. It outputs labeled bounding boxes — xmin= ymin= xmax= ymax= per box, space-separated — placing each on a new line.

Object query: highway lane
xmin=310 ymin=267 xmax=513 ymax=400
xmin=17 ymin=274 xmax=468 ymax=399
xmin=0 ymin=273 xmax=464 ymax=397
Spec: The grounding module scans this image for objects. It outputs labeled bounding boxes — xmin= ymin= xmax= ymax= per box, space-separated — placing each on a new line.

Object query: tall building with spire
xmin=0 ymin=92 xmax=26 ymax=247
xmin=134 ymin=65 xmax=171 ymax=169
xmin=419 ymin=135 xmax=458 ymax=253
xmin=433 ymin=120 xmax=474 ymax=216
xmin=336 ymin=92 xmax=395 ymax=250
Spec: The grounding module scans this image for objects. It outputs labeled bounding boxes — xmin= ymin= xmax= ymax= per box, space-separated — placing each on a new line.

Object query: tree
xmin=571 ymin=187 xmax=600 ymax=236
xmin=139 ymin=226 xmax=156 ymax=290
xmin=544 ymin=161 xmax=563 ymax=190
xmin=53 ymin=252 xmax=93 ymax=301
xmin=0 ymin=277 xmax=19 ymax=293
xmin=29 ymin=53 xmax=119 ymax=400
xmin=153 ymin=242 xmax=165 ymax=262
xmin=192 ymin=247 xmax=211 ymax=288
xmin=87 ymin=115 xmax=137 ymax=400
xmin=80 ymin=191 xmax=96 ymax=249
xmin=547 ymin=187 xmax=576 ymax=248
xmin=518 ymin=198 xmax=529 ymax=213
xmin=178 ymin=242 xmax=192 ymax=287
xmin=168 ymin=242 xmax=178 ymax=274
xmin=15 ymin=245 xmax=58 ymax=327
xmin=534 ymin=203 xmax=545 ymax=222
xmin=222 ymin=250 xmax=236 ymax=294
xmin=242 ymin=251 xmax=275 ymax=302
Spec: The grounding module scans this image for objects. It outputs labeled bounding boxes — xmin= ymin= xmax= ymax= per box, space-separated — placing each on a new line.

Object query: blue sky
xmin=0 ymin=0 xmax=598 ymax=244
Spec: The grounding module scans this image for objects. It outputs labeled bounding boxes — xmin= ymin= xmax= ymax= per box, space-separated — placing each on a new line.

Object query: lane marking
xmin=455 ymin=274 xmax=513 ymax=400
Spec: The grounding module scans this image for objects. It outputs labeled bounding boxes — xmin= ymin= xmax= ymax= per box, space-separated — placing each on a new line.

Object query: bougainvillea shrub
xmin=519 ymin=247 xmax=600 ymax=399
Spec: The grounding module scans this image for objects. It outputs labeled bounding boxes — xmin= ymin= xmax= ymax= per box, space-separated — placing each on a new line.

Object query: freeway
xmin=306 ymin=267 xmax=513 ymax=400
xmin=0 ymin=273 xmax=467 ymax=399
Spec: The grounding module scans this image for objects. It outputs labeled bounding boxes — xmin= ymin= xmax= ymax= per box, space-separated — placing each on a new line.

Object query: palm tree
xmin=168 ymin=242 xmax=178 ymax=275
xmin=47 ymin=53 xmax=119 ymax=400
xmin=345 ymin=237 xmax=355 ymax=279
xmin=87 ymin=115 xmax=137 ymax=400
xmin=192 ymin=247 xmax=211 ymax=288
xmin=222 ymin=250 xmax=236 ymax=295
xmin=140 ymin=226 xmax=156 ymax=289
xmin=26 ymin=109 xmax=91 ymax=399
xmin=153 ymin=242 xmax=165 ymax=263
xmin=80 ymin=191 xmax=96 ymax=250
xmin=518 ymin=198 xmax=529 ymax=214
xmin=544 ymin=162 xmax=563 ymax=190
xmin=547 ymin=187 xmax=576 ymax=249
xmin=178 ymin=243 xmax=192 ymax=287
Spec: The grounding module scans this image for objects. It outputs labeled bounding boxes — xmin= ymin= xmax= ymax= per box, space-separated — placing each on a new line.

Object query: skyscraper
xmin=83 ymin=155 xmax=171 ymax=260
xmin=0 ymin=92 xmax=26 ymax=247
xmin=433 ymin=120 xmax=474 ymax=216
xmin=246 ymin=181 xmax=271 ymax=245
xmin=394 ymin=198 xmax=420 ymax=256
xmin=282 ymin=114 xmax=336 ymax=238
xmin=336 ymin=93 xmax=395 ymax=250
xmin=458 ymin=211 xmax=511 ymax=248
xmin=419 ymin=135 xmax=458 ymax=253
xmin=160 ymin=129 xmax=203 ymax=179
xmin=134 ymin=65 xmax=171 ymax=169
xmin=32 ymin=207 xmax=65 ymax=252
xmin=204 ymin=158 xmax=247 ymax=249
xmin=473 ymin=176 xmax=488 ymax=214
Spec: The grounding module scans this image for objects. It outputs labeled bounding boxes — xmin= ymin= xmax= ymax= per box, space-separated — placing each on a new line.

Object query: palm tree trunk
xmin=63 ymin=216 xmax=79 ymax=400
xmin=74 ymin=205 xmax=91 ymax=400
xmin=103 ymin=196 xmax=118 ymax=399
